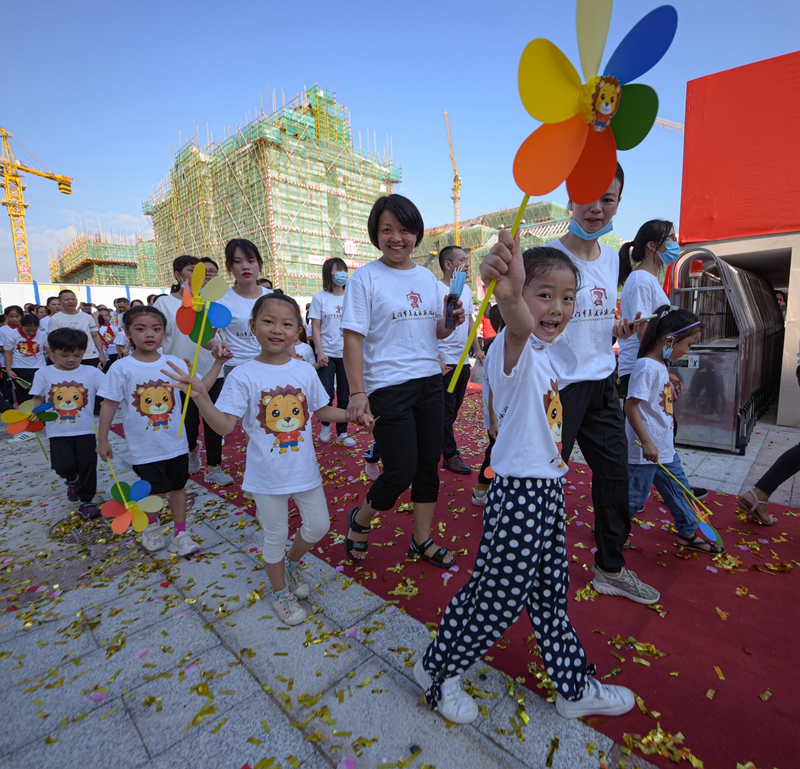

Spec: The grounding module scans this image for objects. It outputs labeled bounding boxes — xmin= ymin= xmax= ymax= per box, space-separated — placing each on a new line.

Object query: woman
xmin=310 ymin=257 xmax=354 ymax=446
xmin=217 ymin=239 xmax=271 ymax=377
xmin=342 ymin=194 xmax=464 ymax=567
xmin=154 ymin=255 xmax=232 ymax=486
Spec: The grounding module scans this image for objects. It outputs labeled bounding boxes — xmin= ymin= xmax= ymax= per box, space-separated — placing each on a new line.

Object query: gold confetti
xmin=706 ymin=689 xmax=716 ymax=699
xmin=715 ymin=607 xmax=729 ymax=620
xmin=98 ymin=707 xmax=118 ymax=721
xmin=211 ymin=718 xmax=228 ymax=734
xmin=759 ymin=689 xmax=773 ymax=701
xmin=632 ymin=657 xmax=651 ymax=667
xmin=247 ymin=736 xmax=262 ymax=746
xmin=714 ymin=666 xmax=725 ymax=680
xmin=260 ymin=720 xmax=271 ymax=734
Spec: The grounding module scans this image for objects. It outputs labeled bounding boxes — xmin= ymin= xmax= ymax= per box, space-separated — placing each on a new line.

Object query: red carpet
xmin=115 ymin=392 xmax=798 ymax=769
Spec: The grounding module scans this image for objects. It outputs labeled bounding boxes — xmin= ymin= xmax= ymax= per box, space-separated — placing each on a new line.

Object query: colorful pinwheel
xmin=2 ymin=400 xmax=57 ymax=457
xmin=101 ymin=479 xmax=164 ymax=534
xmin=514 ymin=1 xmax=677 ymax=204
xmin=176 ymin=261 xmax=232 ymax=344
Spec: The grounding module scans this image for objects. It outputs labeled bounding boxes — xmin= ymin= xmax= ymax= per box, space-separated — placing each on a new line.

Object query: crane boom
xmin=443 ymin=111 xmax=461 ymax=247
xmin=0 ymin=127 xmax=72 ymax=283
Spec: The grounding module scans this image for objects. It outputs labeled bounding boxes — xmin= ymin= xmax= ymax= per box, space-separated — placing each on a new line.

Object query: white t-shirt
xmin=30 ymin=365 xmax=105 ymax=438
xmin=340 ymin=260 xmax=442 ymax=394
xmin=294 ymin=342 xmax=316 ymax=366
xmin=215 ymin=358 xmax=329 ymax=495
xmin=482 ymin=341 xmax=496 ymax=431
xmin=309 ymin=290 xmax=345 ymax=358
xmin=546 ymin=239 xmax=618 ymax=387
xmin=487 ymin=329 xmax=568 ymax=480
xmin=114 ymin=330 xmax=131 ymax=357
xmin=39 ymin=316 xmax=50 ymax=334
xmin=436 ymin=282 xmax=474 ymax=364
xmin=617 ymin=270 xmax=670 ymax=377
xmin=97 ymin=354 xmax=188 ymax=464
xmin=47 ymin=312 xmax=100 ymax=359
xmin=1 ymin=326 xmax=47 ymax=369
xmin=217 ymin=286 xmax=271 ymax=366
xmin=154 ymin=293 xmax=222 ymax=379
xmin=626 ymin=357 xmax=675 ymax=465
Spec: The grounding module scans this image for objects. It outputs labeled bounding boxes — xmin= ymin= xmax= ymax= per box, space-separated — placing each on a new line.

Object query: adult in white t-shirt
xmin=435 ymin=246 xmax=484 ymax=474
xmin=155 ymin=254 xmax=232 ymax=486
xmin=617 ymin=220 xmax=675 ymax=395
xmin=217 ymin=238 xmax=272 ymax=375
xmin=309 ymin=257 xmax=354 ymax=446
xmin=46 ymin=290 xmax=106 ymax=368
xmin=341 ymin=194 xmax=465 ymax=568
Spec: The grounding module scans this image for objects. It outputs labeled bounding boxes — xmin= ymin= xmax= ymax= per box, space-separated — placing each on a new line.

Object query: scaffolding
xmin=144 ymin=86 xmax=401 ymax=294
xmin=49 ymin=229 xmax=158 ymax=285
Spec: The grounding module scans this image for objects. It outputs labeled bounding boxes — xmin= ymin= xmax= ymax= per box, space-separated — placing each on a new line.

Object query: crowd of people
xmin=1 ymin=172 xmax=795 ymax=728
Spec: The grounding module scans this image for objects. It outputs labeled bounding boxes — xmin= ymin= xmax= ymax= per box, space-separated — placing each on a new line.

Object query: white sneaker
xmin=142 ymin=522 xmax=166 ymax=552
xmin=285 ymin=563 xmax=310 ymax=599
xmin=187 ymin=448 xmax=202 ymax=474
xmin=471 ymin=489 xmax=488 ymax=507
xmin=335 ymin=435 xmax=357 ymax=448
xmin=205 ymin=466 xmax=233 ymax=486
xmin=319 ymin=425 xmax=331 ymax=443
xmin=10 ymin=431 xmax=36 ymax=443
xmin=365 ymin=462 xmax=381 ymax=481
xmin=272 ymin=590 xmax=307 ymax=626
xmin=169 ymin=531 xmax=201 ymax=557
xmin=592 ymin=565 xmax=661 ymax=605
xmin=413 ymin=659 xmax=478 ymax=724
xmin=555 ymin=677 xmax=635 ymax=719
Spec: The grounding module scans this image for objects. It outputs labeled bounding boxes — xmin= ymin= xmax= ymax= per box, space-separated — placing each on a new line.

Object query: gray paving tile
xmin=302 ymin=559 xmax=385 ymax=629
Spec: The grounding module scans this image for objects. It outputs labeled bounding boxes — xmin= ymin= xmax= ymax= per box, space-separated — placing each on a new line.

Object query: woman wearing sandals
xmin=341 ymin=194 xmax=464 ymax=568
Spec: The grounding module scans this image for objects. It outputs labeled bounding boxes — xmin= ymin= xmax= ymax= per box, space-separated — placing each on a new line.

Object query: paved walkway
xmin=2 ymin=409 xmax=796 ymax=769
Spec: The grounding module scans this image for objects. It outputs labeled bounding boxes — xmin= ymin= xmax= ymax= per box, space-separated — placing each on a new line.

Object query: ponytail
xmin=618 ymin=219 xmax=674 ymax=287
xmin=618 ymin=241 xmax=635 ymax=285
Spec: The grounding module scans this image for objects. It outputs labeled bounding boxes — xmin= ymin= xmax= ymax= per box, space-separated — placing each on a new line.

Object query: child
xmin=30 ymin=329 xmax=105 ymax=519
xmin=96 ymin=306 xmax=221 ymax=556
xmin=471 ymin=304 xmax=504 ymax=507
xmin=97 ymin=309 xmax=117 ymax=366
xmin=294 ymin=327 xmax=319 ymax=368
xmin=624 ymin=306 xmax=724 ymax=554
xmin=165 ymin=293 xmax=371 ymax=626
xmin=3 ymin=312 xmax=47 ymax=405
xmin=413 ymin=237 xmax=635 ymax=725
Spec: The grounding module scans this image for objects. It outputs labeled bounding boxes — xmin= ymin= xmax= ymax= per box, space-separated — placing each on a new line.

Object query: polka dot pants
xmin=421 ymin=476 xmax=588 ymax=704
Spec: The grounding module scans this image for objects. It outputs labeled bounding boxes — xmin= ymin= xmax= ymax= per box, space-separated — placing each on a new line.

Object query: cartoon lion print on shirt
xmin=50 ymin=381 xmax=89 ymax=424
xmin=132 ymin=380 xmax=175 ymax=430
xmin=256 ymin=385 xmax=310 ymax=454
xmin=660 ymin=383 xmax=674 ymax=418
xmin=544 ymin=379 xmax=566 ymax=468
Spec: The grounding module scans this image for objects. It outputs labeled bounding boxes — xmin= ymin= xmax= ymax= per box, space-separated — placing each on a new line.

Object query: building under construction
xmin=49 ymin=230 xmax=158 ymax=285
xmin=144 ymin=87 xmax=401 ymax=294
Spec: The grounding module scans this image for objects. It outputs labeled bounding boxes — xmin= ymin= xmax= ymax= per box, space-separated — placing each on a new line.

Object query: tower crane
xmin=0 ymin=128 xmax=72 ymax=283
xmin=443 ymin=111 xmax=461 ymax=247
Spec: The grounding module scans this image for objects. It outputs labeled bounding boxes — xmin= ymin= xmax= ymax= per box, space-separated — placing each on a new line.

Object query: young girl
xmin=166 ymin=294 xmax=372 ymax=626
xmin=3 ymin=312 xmax=47 ymax=406
xmin=294 ymin=328 xmax=319 ymax=368
xmin=414 ymin=237 xmax=635 ymax=724
xmin=97 ymin=306 xmax=220 ymax=556
xmin=624 ymin=306 xmax=724 ymax=554
xmin=97 ymin=308 xmax=117 ymax=366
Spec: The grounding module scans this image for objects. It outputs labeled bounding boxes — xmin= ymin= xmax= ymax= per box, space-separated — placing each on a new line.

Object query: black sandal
xmin=677 ymin=533 xmax=725 ymax=555
xmin=407 ymin=536 xmax=456 ymax=569
xmin=344 ymin=507 xmax=371 ymax=563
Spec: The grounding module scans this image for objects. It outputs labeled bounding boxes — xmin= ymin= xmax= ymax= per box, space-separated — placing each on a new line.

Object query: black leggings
xmin=756 ymin=366 xmax=800 ymax=495
xmin=182 ymin=377 xmax=224 ymax=466
xmin=317 ymin=356 xmax=350 ymax=435
xmin=366 ymin=375 xmax=443 ymax=510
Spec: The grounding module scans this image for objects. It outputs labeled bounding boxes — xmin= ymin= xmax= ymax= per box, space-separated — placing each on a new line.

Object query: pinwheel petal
xmin=200 ymin=276 xmax=229 ymax=303
xmin=131 ymin=507 xmax=150 ymax=533
xmin=576 ymin=0 xmax=613 ymax=81
xmin=182 ymin=284 xmax=193 ymax=308
xmin=1 ymin=410 xmax=25 ymax=424
xmin=191 ymin=261 xmax=206 ymax=296
xmin=566 ymin=126 xmax=618 ymax=204
xmin=513 ymin=117 xmax=588 ymax=196
xmin=189 ymin=310 xmax=215 ymax=345
xmin=18 ymin=400 xmax=36 ymax=416
xmin=33 ymin=401 xmax=55 ymax=414
xmin=137 ymin=495 xmax=164 ymax=514
xmin=519 ymin=39 xmax=583 ymax=124
xmin=27 ymin=420 xmax=45 ymax=433
xmin=207 ymin=302 xmax=233 ymax=330
xmin=111 ymin=481 xmax=131 ymax=505
xmin=698 ymin=521 xmax=717 ymax=541
xmin=176 ymin=306 xmax=197 ymax=335
xmin=611 ymin=84 xmax=658 ymax=150
xmin=130 ymin=479 xmax=152 ymax=502
xmin=7 ymin=420 xmax=28 ymax=435
xmin=101 ymin=499 xmax=126 ymax=519
xmin=39 ymin=412 xmax=59 ymax=423
xmin=111 ymin=510 xmax=133 ymax=534
xmin=603 ymin=5 xmax=678 ymax=85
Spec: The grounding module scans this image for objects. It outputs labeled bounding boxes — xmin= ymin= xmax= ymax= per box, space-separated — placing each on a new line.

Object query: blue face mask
xmin=332 ymin=272 xmax=348 ymax=286
xmin=662 ymin=344 xmax=673 ymax=362
xmin=567 ymin=217 xmax=614 ymax=241
xmin=659 ymin=240 xmax=681 ymax=265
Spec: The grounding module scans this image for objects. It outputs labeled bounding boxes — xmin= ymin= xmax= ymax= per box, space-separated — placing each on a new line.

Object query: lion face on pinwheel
xmin=593 ymin=79 xmax=621 ymax=117
xmin=132 ymin=381 xmax=175 ymax=417
xmin=51 ymin=382 xmax=88 ymax=413
xmin=256 ymin=385 xmax=309 ymax=436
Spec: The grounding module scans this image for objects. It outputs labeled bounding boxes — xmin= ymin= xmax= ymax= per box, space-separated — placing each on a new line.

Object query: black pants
xmin=50 ymin=434 xmax=97 ymax=503
xmin=181 ymin=377 xmax=224 ymax=467
xmin=560 ymin=374 xmax=630 ymax=572
xmin=81 ymin=358 xmax=100 ymax=368
xmin=441 ymin=363 xmax=470 ymax=459
xmin=102 ymin=354 xmax=118 ymax=373
xmin=421 ymin=476 xmax=588 ymax=706
xmin=756 ymin=366 xmax=800 ymax=495
xmin=11 ymin=367 xmax=38 ymax=405
xmin=477 ymin=434 xmax=495 ymax=486
xmin=317 ymin=357 xmax=349 ymax=435
xmin=367 ymin=374 xmax=443 ymax=510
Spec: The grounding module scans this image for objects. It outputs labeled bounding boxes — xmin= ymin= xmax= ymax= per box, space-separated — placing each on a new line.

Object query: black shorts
xmin=132 ymin=453 xmax=189 ymax=494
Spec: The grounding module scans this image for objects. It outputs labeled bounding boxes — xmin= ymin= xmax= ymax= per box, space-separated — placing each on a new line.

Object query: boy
xmin=30 ymin=328 xmax=104 ymax=519
xmin=46 ymin=290 xmax=106 ymax=368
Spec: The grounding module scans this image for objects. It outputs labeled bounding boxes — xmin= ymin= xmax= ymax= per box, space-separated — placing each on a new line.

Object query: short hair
xmin=521 ymin=246 xmax=582 ymax=289
xmin=45 ymin=296 xmax=61 ymax=307
xmin=438 ymin=245 xmax=465 ymax=272
xmin=20 ymin=313 xmax=39 ymax=328
xmin=257 ymin=277 xmax=273 ymax=288
xmin=48 ymin=328 xmax=88 ymax=353
xmin=225 ymin=238 xmax=263 ymax=272
xmin=146 ymin=294 xmax=159 ymax=305
xmin=130 ymin=299 xmax=144 ymax=307
xmin=58 ymin=289 xmax=76 ymax=298
xmin=199 ymin=257 xmax=219 ymax=270
xmin=322 ymin=257 xmax=348 ymax=292
xmin=251 ymin=293 xmax=303 ymax=328
xmin=114 ymin=297 xmax=129 ymax=306
xmin=367 ymin=194 xmax=424 ymax=248
xmin=3 ymin=305 xmax=23 ymax=317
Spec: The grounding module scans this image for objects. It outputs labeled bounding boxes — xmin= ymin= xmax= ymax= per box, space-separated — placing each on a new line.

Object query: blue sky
xmin=2 ymin=0 xmax=798 ymax=283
